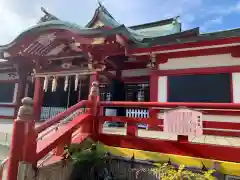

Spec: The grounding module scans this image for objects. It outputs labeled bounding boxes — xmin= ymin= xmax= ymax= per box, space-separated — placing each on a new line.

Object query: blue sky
xmin=0 ymin=0 xmax=239 ymax=44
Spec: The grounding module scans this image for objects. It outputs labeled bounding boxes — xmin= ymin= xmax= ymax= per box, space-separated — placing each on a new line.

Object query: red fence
xmin=4 ymin=97 xmax=240 ymax=180
xmin=100 ymin=101 xmax=240 ymax=137
xmin=98 ymin=101 xmax=240 ymax=162
xmin=5 ymin=99 xmax=93 ymax=180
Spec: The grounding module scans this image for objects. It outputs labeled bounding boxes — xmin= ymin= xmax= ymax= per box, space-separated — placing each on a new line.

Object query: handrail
xmin=100 ymin=101 xmax=240 ymax=109
xmin=37 ymin=108 xmax=86 ymax=141
xmin=36 ymin=113 xmax=92 ymax=161
xmin=0 ymin=105 xmax=88 ymax=180
xmin=36 ymin=100 xmax=89 ymax=134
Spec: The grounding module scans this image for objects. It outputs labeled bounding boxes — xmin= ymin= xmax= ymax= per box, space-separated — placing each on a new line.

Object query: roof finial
xmin=97 ymin=0 xmax=103 ymax=8
xmin=38 ymin=7 xmax=59 ymax=24
xmin=41 ymin=7 xmax=49 ymax=15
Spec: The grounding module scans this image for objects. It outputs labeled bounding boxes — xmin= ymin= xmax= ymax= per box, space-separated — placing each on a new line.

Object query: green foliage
xmin=134 ymin=163 xmax=217 ymax=180
xmin=68 ymin=144 xmax=217 ymax=180
xmin=70 ymin=144 xmax=105 ymax=165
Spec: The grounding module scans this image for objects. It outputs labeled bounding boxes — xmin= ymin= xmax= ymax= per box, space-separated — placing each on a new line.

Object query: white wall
xmin=157 ymin=54 xmax=240 ymax=103
xmin=158 ymin=54 xmax=240 ymax=70
xmin=232 ymin=72 xmax=240 ymax=103
xmin=158 ymin=76 xmax=167 ymax=102
xmin=0 ymin=107 xmax=15 ymax=116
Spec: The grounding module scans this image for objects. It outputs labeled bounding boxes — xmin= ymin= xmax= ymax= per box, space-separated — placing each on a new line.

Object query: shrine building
xmin=0 ymin=4 xmax=240 ymax=121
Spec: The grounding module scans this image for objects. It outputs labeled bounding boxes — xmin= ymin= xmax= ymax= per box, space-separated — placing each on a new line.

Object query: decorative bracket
xmin=146 ymin=53 xmax=156 ymax=69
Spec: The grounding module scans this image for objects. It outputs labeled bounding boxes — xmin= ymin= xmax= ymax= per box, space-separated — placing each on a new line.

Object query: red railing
xmin=5 ymin=98 xmax=94 ymax=180
xmin=4 ymin=97 xmax=240 ymax=180
xmin=0 ymin=158 xmax=8 ymax=180
xmin=98 ymin=101 xmax=240 ymax=162
xmin=100 ymin=101 xmax=240 ymax=109
xmin=36 ymin=100 xmax=89 ymax=133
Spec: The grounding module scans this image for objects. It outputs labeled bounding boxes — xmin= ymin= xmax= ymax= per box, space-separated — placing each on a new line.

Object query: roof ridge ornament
xmin=97 ymin=0 xmax=115 ymax=20
xmin=38 ymin=7 xmax=59 ymax=24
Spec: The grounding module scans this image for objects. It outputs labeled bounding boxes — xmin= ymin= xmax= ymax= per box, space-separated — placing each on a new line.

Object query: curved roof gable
xmin=85 ymin=2 xmax=121 ymax=28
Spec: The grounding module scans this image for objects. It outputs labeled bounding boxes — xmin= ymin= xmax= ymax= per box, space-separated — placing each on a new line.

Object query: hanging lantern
xmin=64 ymin=76 xmax=69 ymax=91
xmin=52 ymin=76 xmax=57 ymax=92
xmin=74 ymin=74 xmax=79 ymax=91
xmin=43 ymin=76 xmax=49 ymax=92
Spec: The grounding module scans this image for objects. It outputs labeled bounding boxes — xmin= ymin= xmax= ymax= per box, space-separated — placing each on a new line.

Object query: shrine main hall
xmin=0 ymin=4 xmax=239 ymax=122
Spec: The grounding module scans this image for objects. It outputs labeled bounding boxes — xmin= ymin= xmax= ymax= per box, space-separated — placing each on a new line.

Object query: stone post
xmin=88 ymin=81 xmax=100 ymax=116
xmin=88 ymin=81 xmax=100 ymax=138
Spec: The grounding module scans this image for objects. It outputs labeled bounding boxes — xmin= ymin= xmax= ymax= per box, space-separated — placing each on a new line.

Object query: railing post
xmin=88 ymin=81 xmax=100 ymax=137
xmin=148 ymin=108 xmax=158 ymax=130
xmin=127 ymin=122 xmax=138 ymax=136
xmin=177 ymin=135 xmax=189 ymax=143
xmin=7 ymin=97 xmax=34 ymax=180
xmin=88 ymin=81 xmax=100 ymax=116
xmin=19 ymin=98 xmax=37 ymax=165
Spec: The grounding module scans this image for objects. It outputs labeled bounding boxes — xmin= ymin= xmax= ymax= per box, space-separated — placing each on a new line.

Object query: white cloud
xmin=0 ymin=0 xmax=42 ymax=44
xmin=201 ymin=16 xmax=223 ymax=32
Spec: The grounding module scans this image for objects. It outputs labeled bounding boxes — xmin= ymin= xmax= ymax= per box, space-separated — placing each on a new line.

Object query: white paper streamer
xmin=74 ymin=74 xmax=79 ymax=91
xmin=52 ymin=77 xmax=57 ymax=92
xmin=64 ymin=76 xmax=69 ymax=92
xmin=43 ymin=76 xmax=49 ymax=92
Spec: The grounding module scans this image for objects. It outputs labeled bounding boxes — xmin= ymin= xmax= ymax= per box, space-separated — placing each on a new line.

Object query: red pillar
xmin=7 ymin=119 xmax=26 ymax=180
xmin=150 ymin=74 xmax=158 ymax=102
xmin=148 ymin=74 xmax=158 ymax=130
xmin=33 ymin=77 xmax=43 ymax=121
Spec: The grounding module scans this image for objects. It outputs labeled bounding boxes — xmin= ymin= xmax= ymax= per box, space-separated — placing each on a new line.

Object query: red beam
xmin=154 ymin=66 xmax=240 ymax=76
xmin=203 ymin=130 xmax=240 ymax=137
xmin=100 ymin=101 xmax=240 ymax=110
xmin=129 ymin=37 xmax=240 ymax=55
xmin=97 ymin=134 xmax=240 ymax=162
xmin=99 ymin=116 xmax=240 ymax=137
xmin=160 ymin=46 xmax=231 ymax=59
xmin=100 ymin=116 xmax=240 ymax=130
